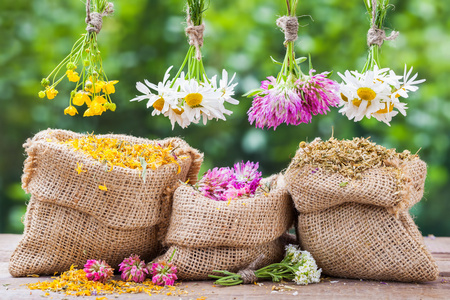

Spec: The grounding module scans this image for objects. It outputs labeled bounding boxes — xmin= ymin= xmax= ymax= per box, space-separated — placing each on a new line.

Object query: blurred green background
xmin=1 ymin=0 xmax=449 ymax=235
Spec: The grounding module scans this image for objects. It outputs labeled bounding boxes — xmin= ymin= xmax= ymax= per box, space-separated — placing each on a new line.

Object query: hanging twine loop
xmin=237 ymin=254 xmax=265 ymax=284
xmin=367 ymin=0 xmax=398 ymax=47
xmin=276 ymin=16 xmax=299 ymax=44
xmin=85 ymin=0 xmax=115 ymax=34
xmin=185 ymin=8 xmax=205 ymax=61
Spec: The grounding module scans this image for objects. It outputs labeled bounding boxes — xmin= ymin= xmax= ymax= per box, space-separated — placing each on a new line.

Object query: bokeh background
xmin=1 ymin=0 xmax=449 ymax=235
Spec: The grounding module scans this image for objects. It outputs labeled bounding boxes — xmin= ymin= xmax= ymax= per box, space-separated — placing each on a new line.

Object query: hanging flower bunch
xmin=338 ymin=0 xmax=425 ymax=125
xmin=131 ymin=0 xmax=238 ymax=129
xmin=38 ymin=0 xmax=118 ymax=117
xmin=245 ymin=0 xmax=340 ymax=130
xmin=210 ymin=244 xmax=322 ymax=285
xmin=196 ymin=161 xmax=262 ymax=201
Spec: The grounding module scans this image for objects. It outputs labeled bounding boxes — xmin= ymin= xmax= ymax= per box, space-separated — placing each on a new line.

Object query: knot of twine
xmin=276 ymin=16 xmax=299 ymax=43
xmin=85 ymin=0 xmax=114 ymax=34
xmin=237 ymin=254 xmax=265 ymax=284
xmin=367 ymin=0 xmax=398 ymax=47
xmin=367 ymin=27 xmax=399 ymax=47
xmin=185 ymin=8 xmax=205 ymax=61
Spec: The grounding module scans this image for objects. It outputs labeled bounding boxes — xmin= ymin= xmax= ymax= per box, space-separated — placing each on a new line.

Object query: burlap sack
xmin=155 ymin=239 xmax=285 ymax=280
xmin=285 ymin=147 xmax=439 ymax=282
xmin=9 ymin=197 xmax=158 ymax=276
xmin=9 ymin=129 xmax=203 ymax=277
xmin=164 ymin=175 xmax=294 ymax=248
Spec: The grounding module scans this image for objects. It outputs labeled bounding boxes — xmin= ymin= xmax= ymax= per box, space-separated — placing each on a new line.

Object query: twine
xmin=367 ymin=0 xmax=398 ymax=47
xmin=237 ymin=254 xmax=265 ymax=284
xmin=185 ymin=7 xmax=205 ymax=61
xmin=85 ymin=0 xmax=114 ymax=34
xmin=276 ymin=16 xmax=299 ymax=43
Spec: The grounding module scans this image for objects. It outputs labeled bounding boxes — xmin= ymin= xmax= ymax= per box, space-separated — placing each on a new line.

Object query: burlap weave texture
xmin=9 ymin=129 xmax=203 ymax=277
xmin=156 ymin=240 xmax=285 ymax=281
xmin=164 ymin=175 xmax=294 ymax=248
xmin=285 ymin=146 xmax=439 ymax=282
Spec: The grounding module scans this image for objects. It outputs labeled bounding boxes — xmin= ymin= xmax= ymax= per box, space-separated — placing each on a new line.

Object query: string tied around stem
xmin=185 ymin=7 xmax=205 ymax=61
xmin=276 ymin=16 xmax=299 ymax=44
xmin=237 ymin=254 xmax=265 ymax=284
xmin=367 ymin=0 xmax=398 ymax=47
xmin=85 ymin=0 xmax=115 ymax=34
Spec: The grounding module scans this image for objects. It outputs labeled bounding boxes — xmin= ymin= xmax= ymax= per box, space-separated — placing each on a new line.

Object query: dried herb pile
xmin=291 ymin=137 xmax=418 ymax=180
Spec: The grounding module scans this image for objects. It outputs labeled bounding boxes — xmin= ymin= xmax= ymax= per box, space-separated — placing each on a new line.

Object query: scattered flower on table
xmin=119 ymin=254 xmax=149 ymax=283
xmin=83 ymin=259 xmax=114 ymax=283
xmin=210 ymin=244 xmax=322 ymax=285
xmin=150 ymin=261 xmax=178 ymax=286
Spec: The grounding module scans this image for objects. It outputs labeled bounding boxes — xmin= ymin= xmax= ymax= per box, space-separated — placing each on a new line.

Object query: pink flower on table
xmin=150 ymin=262 xmax=178 ymax=286
xmin=83 ymin=259 xmax=114 ymax=283
xmin=118 ymin=254 xmax=149 ymax=283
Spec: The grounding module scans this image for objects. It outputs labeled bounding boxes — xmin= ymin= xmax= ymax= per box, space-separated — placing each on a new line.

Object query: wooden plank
xmin=424 ymin=236 xmax=450 ymax=253
xmin=0 ymin=234 xmax=449 ymax=300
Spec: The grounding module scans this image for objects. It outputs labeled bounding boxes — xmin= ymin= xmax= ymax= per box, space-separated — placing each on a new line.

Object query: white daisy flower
xmin=179 ymin=78 xmax=232 ymax=125
xmin=392 ymin=66 xmax=426 ymax=98
xmin=131 ymin=66 xmax=180 ymax=115
xmin=338 ymin=69 xmax=390 ymax=122
xmin=218 ymin=69 xmax=239 ymax=105
xmin=164 ymin=104 xmax=191 ymax=130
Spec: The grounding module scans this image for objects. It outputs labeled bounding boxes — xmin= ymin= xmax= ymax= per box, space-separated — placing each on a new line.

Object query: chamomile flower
xmin=214 ymin=69 xmax=239 ymax=105
xmin=180 ymin=79 xmax=231 ymax=125
xmin=164 ymin=105 xmax=191 ymax=129
xmin=131 ymin=66 xmax=180 ymax=116
xmin=338 ymin=69 xmax=390 ymax=122
xmin=130 ymin=1 xmax=238 ymax=129
xmin=392 ymin=66 xmax=426 ymax=99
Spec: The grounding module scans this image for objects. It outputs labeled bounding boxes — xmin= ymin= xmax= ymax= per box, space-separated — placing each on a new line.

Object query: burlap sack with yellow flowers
xmin=285 ymin=138 xmax=439 ymax=282
xmin=164 ymin=174 xmax=294 ymax=248
xmin=9 ymin=129 xmax=203 ymax=277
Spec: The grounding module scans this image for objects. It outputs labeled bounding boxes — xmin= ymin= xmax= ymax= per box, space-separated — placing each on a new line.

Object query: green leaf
xmin=140 ymin=157 xmax=147 ymax=183
xmin=270 ymin=56 xmax=283 ymax=65
xmin=295 ymin=57 xmax=307 ymax=64
xmin=339 ymin=182 xmax=348 ymax=187
xmin=308 ymin=53 xmax=313 ymax=70
xmin=243 ymin=88 xmax=263 ymax=98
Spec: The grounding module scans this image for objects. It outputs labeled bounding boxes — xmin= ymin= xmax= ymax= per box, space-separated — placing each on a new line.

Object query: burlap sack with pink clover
xmin=9 ymin=129 xmax=203 ymax=277
xmin=155 ymin=175 xmax=293 ymax=280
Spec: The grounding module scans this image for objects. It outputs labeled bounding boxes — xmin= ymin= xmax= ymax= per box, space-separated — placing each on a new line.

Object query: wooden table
xmin=1 ymin=234 xmax=449 ymax=299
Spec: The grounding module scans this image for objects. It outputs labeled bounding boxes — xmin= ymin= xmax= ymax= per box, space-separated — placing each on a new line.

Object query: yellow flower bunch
xmin=38 ymin=0 xmax=118 ymax=117
xmin=64 ymin=135 xmax=183 ymax=173
xmin=27 ymin=265 xmax=187 ymax=297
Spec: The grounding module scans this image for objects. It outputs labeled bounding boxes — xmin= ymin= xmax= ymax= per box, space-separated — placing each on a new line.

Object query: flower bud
xmin=38 ymin=91 xmax=46 ymax=98
xmin=83 ymin=60 xmax=90 ymax=67
xmin=41 ymin=78 xmax=50 ymax=87
xmin=66 ymin=62 xmax=76 ymax=70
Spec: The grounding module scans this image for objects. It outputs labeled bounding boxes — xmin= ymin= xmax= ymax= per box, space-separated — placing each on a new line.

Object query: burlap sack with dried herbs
xmin=285 ymin=137 xmax=439 ymax=282
xmin=164 ymin=174 xmax=294 ymax=248
xmin=9 ymin=129 xmax=203 ymax=277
